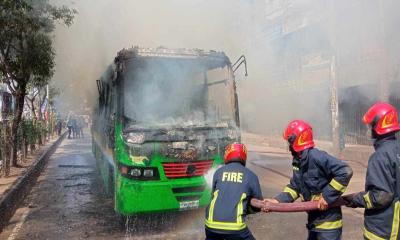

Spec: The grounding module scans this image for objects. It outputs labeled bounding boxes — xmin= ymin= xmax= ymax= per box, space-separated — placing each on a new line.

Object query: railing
xmin=0 ymin=119 xmax=57 ymax=177
xmin=340 ymin=83 xmax=400 ymax=145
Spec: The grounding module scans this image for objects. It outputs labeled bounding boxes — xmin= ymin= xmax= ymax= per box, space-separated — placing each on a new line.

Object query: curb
xmin=0 ymin=132 xmax=67 ymax=232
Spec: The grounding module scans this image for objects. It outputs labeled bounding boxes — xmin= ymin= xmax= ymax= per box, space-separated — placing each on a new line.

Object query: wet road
xmin=0 ymin=133 xmax=365 ymax=239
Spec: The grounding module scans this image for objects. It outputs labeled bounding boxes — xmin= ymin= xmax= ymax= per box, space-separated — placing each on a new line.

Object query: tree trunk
xmin=38 ymin=121 xmax=43 ymax=145
xmin=30 ymin=98 xmax=37 ymax=120
xmin=1 ymin=123 xmax=11 ymax=177
xmin=11 ymin=85 xmax=27 ymax=167
xmin=23 ymin=136 xmax=27 ymax=161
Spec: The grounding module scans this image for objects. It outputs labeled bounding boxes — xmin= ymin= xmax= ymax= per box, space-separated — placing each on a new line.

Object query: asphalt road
xmin=0 ymin=133 xmax=365 ymax=240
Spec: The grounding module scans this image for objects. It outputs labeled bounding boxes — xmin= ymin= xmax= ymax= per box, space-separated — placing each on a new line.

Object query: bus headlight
xmin=143 ymin=169 xmax=154 ymax=177
xmin=118 ymin=164 xmax=159 ymax=180
xmin=125 ymin=132 xmax=145 ymax=144
xmin=130 ymin=168 xmax=141 ymax=177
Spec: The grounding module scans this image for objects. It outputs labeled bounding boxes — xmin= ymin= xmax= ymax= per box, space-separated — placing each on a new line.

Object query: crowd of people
xmin=66 ymin=115 xmax=86 ymax=139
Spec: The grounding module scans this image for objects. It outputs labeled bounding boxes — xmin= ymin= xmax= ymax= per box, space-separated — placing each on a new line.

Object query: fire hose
xmin=250 ymin=193 xmax=356 ymax=212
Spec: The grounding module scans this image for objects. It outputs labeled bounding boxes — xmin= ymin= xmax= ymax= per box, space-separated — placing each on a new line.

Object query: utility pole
xmin=378 ymin=0 xmax=390 ymax=102
xmin=328 ymin=0 xmax=340 ymax=156
xmin=330 ymin=55 xmax=340 ymax=155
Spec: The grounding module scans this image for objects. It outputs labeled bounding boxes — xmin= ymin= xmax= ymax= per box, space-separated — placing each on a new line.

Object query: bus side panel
xmin=92 ymin=137 xmax=115 ymax=197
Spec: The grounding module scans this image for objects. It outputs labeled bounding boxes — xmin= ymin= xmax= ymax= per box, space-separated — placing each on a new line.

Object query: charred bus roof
xmin=115 ymin=46 xmax=231 ymax=70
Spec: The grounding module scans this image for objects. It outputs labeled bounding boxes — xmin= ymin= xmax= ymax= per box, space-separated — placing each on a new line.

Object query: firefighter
xmin=344 ymin=102 xmax=400 ymax=240
xmin=205 ymin=143 xmax=263 ymax=240
xmin=264 ymin=120 xmax=353 ymax=240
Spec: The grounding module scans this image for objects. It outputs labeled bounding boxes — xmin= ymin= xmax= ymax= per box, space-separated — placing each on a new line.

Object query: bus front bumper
xmin=115 ymin=175 xmax=211 ymax=215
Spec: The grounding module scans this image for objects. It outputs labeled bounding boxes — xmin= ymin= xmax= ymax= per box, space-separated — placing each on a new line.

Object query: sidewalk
xmin=0 ymin=133 xmax=67 ymax=232
xmin=0 ymin=137 xmax=58 ymax=198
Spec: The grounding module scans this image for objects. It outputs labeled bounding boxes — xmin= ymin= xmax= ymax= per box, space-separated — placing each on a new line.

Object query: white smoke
xmin=51 ymin=0 xmax=400 ymax=140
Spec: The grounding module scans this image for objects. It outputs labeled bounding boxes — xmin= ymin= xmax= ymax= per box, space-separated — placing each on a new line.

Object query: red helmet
xmin=224 ymin=143 xmax=247 ymax=164
xmin=283 ymin=120 xmax=315 ymax=152
xmin=363 ymin=102 xmax=400 ymax=135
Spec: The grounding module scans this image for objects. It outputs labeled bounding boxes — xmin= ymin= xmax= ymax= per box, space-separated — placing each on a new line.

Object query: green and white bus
xmin=92 ymin=47 xmax=244 ymax=217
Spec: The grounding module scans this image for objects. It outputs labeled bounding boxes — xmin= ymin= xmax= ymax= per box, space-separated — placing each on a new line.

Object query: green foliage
xmin=0 ymin=0 xmax=76 ymax=87
xmin=21 ymin=120 xmax=36 ymax=145
xmin=0 ymin=0 xmax=75 ymax=166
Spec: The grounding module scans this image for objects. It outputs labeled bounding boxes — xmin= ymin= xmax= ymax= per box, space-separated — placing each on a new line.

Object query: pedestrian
xmin=344 ymin=102 xmax=400 ymax=240
xmin=71 ymin=117 xmax=77 ymax=138
xmin=78 ymin=117 xmax=84 ymax=138
xmin=264 ymin=120 xmax=353 ymax=240
xmin=67 ymin=117 xmax=73 ymax=139
xmin=56 ymin=119 xmax=62 ymax=136
xmin=205 ymin=143 xmax=263 ymax=240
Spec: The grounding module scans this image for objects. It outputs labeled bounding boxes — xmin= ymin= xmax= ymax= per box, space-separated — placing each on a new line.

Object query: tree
xmin=0 ymin=0 xmax=76 ymax=167
xmin=25 ymin=80 xmax=52 ymax=121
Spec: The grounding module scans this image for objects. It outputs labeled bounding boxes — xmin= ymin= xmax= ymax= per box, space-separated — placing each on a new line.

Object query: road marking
xmin=7 ymin=208 xmax=30 ymax=240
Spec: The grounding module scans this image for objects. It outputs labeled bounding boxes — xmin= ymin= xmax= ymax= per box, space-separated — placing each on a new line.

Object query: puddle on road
xmin=121 ymin=211 xmax=204 ymax=240
xmin=56 ymin=171 xmax=95 ymax=181
xmin=63 ymin=183 xmax=88 ymax=188
xmin=58 ymin=164 xmax=92 ymax=168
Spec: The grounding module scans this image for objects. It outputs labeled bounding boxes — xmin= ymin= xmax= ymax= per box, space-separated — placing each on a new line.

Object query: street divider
xmin=0 ymin=132 xmax=67 ymax=233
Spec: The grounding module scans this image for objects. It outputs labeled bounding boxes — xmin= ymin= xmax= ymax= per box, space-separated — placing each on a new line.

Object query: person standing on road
xmin=71 ymin=117 xmax=78 ymax=138
xmin=264 ymin=120 xmax=353 ymax=240
xmin=78 ymin=116 xmax=85 ymax=138
xmin=344 ymin=102 xmax=400 ymax=240
xmin=205 ymin=143 xmax=263 ymax=240
xmin=55 ymin=119 xmax=62 ymax=136
xmin=67 ymin=116 xmax=74 ymax=139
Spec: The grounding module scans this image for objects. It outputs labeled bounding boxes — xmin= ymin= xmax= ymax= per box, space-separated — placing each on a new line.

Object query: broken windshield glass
xmin=122 ymin=58 xmax=236 ymax=129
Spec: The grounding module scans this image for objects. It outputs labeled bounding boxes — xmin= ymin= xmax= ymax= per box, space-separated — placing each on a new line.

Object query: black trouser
xmin=205 ymin=228 xmax=255 ymax=240
xmin=307 ymin=229 xmax=342 ymax=240
xmin=67 ymin=126 xmax=72 ymax=138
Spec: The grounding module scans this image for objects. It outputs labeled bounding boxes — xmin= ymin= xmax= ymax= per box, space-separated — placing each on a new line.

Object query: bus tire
xmin=117 ymin=213 xmax=128 ymax=228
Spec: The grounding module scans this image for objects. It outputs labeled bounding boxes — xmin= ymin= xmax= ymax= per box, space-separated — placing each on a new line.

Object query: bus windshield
xmin=123 ymin=58 xmax=237 ymax=129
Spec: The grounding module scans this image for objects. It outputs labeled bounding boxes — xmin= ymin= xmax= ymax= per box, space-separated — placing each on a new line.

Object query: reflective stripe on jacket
xmin=352 ymin=135 xmax=400 ymax=240
xmin=205 ymin=162 xmax=263 ymax=233
xmin=275 ymin=148 xmax=353 ymax=231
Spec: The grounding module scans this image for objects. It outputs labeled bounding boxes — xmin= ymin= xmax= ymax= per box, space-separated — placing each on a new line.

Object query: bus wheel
xmin=117 ymin=213 xmax=128 ymax=228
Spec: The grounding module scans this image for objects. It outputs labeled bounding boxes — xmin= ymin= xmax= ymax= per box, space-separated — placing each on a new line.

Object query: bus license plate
xmin=179 ymin=200 xmax=199 ymax=210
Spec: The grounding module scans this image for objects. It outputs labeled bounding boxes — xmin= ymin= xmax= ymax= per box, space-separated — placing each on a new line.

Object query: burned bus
xmin=92 ymin=47 xmax=244 ymax=217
